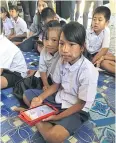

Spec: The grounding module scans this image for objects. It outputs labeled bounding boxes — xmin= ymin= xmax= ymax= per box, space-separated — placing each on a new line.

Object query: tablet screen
xmin=24 ymin=105 xmax=55 ymax=120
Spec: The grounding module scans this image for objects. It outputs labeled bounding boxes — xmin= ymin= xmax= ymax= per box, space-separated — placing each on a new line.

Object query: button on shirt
xmin=39 ymin=48 xmax=60 ymax=80
xmin=86 ymin=27 xmax=110 ymax=54
xmin=12 ymin=17 xmax=27 ymax=36
xmin=0 ymin=35 xmax=27 ymax=77
xmin=53 ymin=55 xmax=99 ymax=112
xmin=3 ymin=17 xmax=14 ymax=36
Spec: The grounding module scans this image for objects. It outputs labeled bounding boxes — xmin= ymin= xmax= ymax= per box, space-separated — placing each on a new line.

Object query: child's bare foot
xmin=13 ymin=107 xmax=26 ymax=112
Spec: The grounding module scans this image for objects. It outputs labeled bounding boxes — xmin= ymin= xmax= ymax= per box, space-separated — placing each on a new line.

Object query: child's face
xmin=9 ymin=9 xmax=18 ymax=18
xmin=38 ymin=0 xmax=48 ymax=14
xmin=0 ymin=12 xmax=6 ymax=20
xmin=59 ymin=32 xmax=84 ymax=64
xmin=45 ymin=28 xmax=61 ymax=54
xmin=92 ymin=13 xmax=109 ymax=34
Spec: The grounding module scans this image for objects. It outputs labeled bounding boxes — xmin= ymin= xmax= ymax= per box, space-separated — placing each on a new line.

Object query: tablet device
xmin=19 ymin=103 xmax=59 ymax=122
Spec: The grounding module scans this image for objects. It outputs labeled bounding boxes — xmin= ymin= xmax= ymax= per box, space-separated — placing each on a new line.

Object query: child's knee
xmin=45 ymin=127 xmax=69 ymax=143
xmin=45 ymin=131 xmax=62 ymax=143
xmin=23 ymin=94 xmax=30 ymax=106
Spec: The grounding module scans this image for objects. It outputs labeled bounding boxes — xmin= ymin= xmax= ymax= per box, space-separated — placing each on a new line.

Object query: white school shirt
xmin=39 ymin=48 xmax=60 ymax=80
xmin=0 ymin=34 xmax=27 ymax=77
xmin=12 ymin=17 xmax=27 ymax=36
xmin=86 ymin=27 xmax=110 ymax=54
xmin=53 ymin=55 xmax=99 ymax=112
xmin=3 ymin=17 xmax=14 ymax=36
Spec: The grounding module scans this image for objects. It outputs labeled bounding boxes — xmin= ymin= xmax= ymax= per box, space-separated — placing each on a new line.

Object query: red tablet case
xmin=18 ymin=103 xmax=59 ymax=126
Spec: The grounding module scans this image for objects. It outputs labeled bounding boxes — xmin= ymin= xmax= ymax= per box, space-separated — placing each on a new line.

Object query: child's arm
xmin=13 ymin=32 xmax=27 ymax=38
xmin=92 ymin=48 xmax=108 ymax=64
xmin=30 ymin=83 xmax=60 ymax=107
xmin=40 ymin=72 xmax=50 ymax=91
xmin=92 ymin=27 xmax=110 ymax=64
xmin=39 ymin=48 xmax=50 ymax=90
xmin=104 ymin=55 xmax=115 ymax=61
xmin=7 ymin=28 xmax=14 ymax=39
xmin=48 ymin=99 xmax=86 ymax=121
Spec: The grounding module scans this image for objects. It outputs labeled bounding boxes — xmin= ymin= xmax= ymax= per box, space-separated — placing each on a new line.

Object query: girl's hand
xmin=42 ymin=115 xmax=58 ymax=121
xmin=30 ymin=96 xmax=43 ymax=108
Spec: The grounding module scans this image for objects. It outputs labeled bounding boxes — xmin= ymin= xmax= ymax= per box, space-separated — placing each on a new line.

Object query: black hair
xmin=42 ymin=20 xmax=62 ymax=41
xmin=62 ymin=22 xmax=86 ymax=47
xmin=0 ymin=7 xmax=10 ymax=18
xmin=37 ymin=0 xmax=53 ymax=10
xmin=9 ymin=5 xmax=19 ymax=12
xmin=41 ymin=7 xmax=56 ymax=22
xmin=93 ymin=6 xmax=111 ymax=22
xmin=0 ymin=18 xmax=3 ymax=34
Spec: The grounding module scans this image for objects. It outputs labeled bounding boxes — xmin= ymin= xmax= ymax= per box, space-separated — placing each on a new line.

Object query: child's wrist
xmin=38 ymin=95 xmax=44 ymax=102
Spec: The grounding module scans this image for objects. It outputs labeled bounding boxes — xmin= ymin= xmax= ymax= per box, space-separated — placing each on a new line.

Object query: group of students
xmin=0 ymin=1 xmax=115 ymax=143
xmin=0 ymin=5 xmax=27 ymax=45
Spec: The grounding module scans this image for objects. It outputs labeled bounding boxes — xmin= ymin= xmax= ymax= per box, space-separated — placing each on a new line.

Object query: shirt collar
xmin=2 ymin=17 xmax=8 ymax=23
xmin=46 ymin=49 xmax=59 ymax=60
xmin=64 ymin=55 xmax=85 ymax=71
xmin=12 ymin=16 xmax=20 ymax=23
xmin=90 ymin=28 xmax=104 ymax=35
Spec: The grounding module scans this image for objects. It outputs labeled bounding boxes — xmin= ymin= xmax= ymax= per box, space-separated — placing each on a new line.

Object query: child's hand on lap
xmin=31 ymin=96 xmax=43 ymax=107
xmin=43 ymin=115 xmax=58 ymax=121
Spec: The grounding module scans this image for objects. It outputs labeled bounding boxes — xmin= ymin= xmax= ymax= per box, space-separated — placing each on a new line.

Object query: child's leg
xmin=101 ymin=60 xmax=115 ymax=73
xmin=35 ymin=110 xmax=89 ymax=143
xmin=35 ymin=122 xmax=70 ymax=143
xmin=14 ymin=89 xmax=43 ymax=112
xmin=0 ymin=76 xmax=8 ymax=89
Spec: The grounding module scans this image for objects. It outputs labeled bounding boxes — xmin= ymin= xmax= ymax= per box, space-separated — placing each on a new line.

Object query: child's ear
xmin=81 ymin=43 xmax=86 ymax=53
xmin=81 ymin=46 xmax=85 ymax=53
xmin=106 ymin=20 xmax=109 ymax=26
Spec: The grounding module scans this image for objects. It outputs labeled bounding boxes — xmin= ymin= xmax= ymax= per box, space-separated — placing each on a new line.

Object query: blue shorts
xmin=24 ymin=89 xmax=61 ymax=108
xmin=24 ymin=89 xmax=90 ymax=135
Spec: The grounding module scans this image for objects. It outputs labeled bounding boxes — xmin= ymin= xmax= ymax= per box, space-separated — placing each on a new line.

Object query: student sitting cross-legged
xmin=25 ymin=22 xmax=99 ymax=143
xmin=9 ymin=5 xmax=27 ymax=45
xmin=85 ymin=6 xmax=115 ymax=74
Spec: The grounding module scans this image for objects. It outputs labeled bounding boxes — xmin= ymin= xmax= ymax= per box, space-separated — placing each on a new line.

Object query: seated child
xmin=26 ymin=22 xmax=99 ymax=143
xmin=29 ymin=0 xmax=66 ymax=37
xmin=41 ymin=7 xmax=67 ymax=26
xmin=85 ymin=6 xmax=115 ymax=74
xmin=29 ymin=0 xmax=53 ymax=37
xmin=0 ymin=19 xmax=27 ymax=89
xmin=36 ymin=7 xmax=66 ymax=53
xmin=14 ymin=20 xmax=62 ymax=111
xmin=0 ymin=7 xmax=14 ymax=38
xmin=9 ymin=5 xmax=27 ymax=45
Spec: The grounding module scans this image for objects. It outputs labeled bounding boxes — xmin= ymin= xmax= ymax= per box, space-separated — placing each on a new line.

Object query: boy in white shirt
xmin=85 ymin=6 xmax=115 ymax=74
xmin=0 ymin=19 xmax=27 ymax=89
xmin=9 ymin=5 xmax=27 ymax=45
